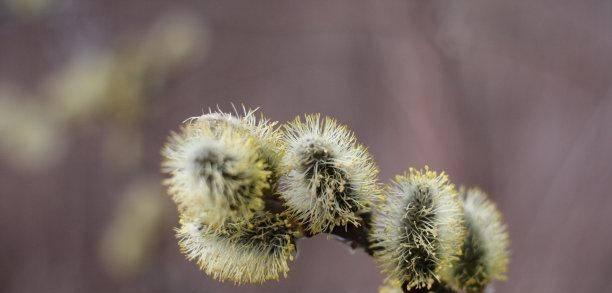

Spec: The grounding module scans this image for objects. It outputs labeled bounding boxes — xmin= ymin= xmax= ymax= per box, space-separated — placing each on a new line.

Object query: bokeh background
xmin=2 ymin=1 xmax=612 ymax=292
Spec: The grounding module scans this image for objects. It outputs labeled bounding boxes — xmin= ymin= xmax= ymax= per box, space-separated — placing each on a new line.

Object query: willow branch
xmin=264 ymin=192 xmax=375 ymax=252
xmin=329 ymin=212 xmax=376 ymax=255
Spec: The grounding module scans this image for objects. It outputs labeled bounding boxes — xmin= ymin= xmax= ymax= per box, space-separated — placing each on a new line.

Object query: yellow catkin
xmin=371 ymin=167 xmax=465 ymax=290
xmin=441 ymin=187 xmax=510 ymax=292
xmin=194 ymin=107 xmax=283 ymax=175
xmin=162 ymin=109 xmax=278 ymax=226
xmin=280 ymin=114 xmax=381 ymax=234
xmin=176 ymin=211 xmax=298 ymax=284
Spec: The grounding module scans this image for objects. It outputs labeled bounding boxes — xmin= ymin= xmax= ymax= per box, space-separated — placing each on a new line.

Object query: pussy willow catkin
xmin=442 ymin=188 xmax=509 ymax=292
xmin=161 ymin=107 xmax=510 ymax=291
xmin=162 ymin=109 xmax=279 ymax=226
xmin=200 ymin=109 xmax=283 ymax=178
xmin=371 ymin=167 xmax=465 ymax=290
xmin=280 ymin=114 xmax=380 ymax=233
xmin=177 ymin=211 xmax=298 ymax=284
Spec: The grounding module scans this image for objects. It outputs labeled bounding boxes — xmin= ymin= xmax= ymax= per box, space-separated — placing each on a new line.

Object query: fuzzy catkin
xmin=198 ymin=108 xmax=283 ymax=178
xmin=442 ymin=188 xmax=509 ymax=292
xmin=280 ymin=114 xmax=380 ymax=234
xmin=371 ymin=167 xmax=465 ymax=290
xmin=176 ymin=211 xmax=298 ymax=284
xmin=161 ymin=107 xmax=512 ymax=291
xmin=162 ymin=109 xmax=278 ymax=226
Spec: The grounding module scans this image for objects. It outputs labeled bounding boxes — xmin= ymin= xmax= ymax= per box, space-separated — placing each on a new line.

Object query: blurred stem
xmin=329 ymin=212 xmax=376 ymax=255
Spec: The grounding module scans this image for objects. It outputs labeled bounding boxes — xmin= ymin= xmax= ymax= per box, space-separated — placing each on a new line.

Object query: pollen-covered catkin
xmin=442 ymin=188 xmax=509 ymax=292
xmin=176 ymin=211 xmax=298 ymax=284
xmin=162 ymin=109 xmax=278 ymax=226
xmin=199 ymin=108 xmax=283 ymax=178
xmin=371 ymin=167 xmax=464 ymax=290
xmin=280 ymin=114 xmax=380 ymax=234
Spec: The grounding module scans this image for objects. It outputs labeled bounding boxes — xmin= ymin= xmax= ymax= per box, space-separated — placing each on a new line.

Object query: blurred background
xmin=1 ymin=1 xmax=612 ymax=292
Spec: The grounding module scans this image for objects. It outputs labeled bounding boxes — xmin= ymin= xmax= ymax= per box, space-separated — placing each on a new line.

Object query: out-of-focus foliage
xmin=0 ymin=10 xmax=207 ymax=172
xmin=100 ymin=177 xmax=170 ymax=278
xmin=3 ymin=0 xmax=55 ymax=19
xmin=0 ymin=87 xmax=65 ymax=170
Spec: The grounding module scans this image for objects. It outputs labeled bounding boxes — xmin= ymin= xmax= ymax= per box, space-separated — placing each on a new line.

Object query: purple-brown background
xmin=2 ymin=1 xmax=612 ymax=292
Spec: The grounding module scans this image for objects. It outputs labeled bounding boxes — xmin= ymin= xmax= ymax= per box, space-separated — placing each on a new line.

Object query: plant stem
xmin=329 ymin=212 xmax=376 ymax=255
xmin=264 ymin=192 xmax=375 ymax=254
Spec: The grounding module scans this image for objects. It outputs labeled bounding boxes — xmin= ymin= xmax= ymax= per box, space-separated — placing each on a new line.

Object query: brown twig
xmin=329 ymin=212 xmax=376 ymax=256
xmin=264 ymin=190 xmax=375 ymax=252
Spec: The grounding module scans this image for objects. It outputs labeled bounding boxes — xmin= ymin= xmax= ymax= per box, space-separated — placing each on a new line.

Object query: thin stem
xmin=329 ymin=212 xmax=376 ymax=256
xmin=264 ymin=191 xmax=375 ymax=254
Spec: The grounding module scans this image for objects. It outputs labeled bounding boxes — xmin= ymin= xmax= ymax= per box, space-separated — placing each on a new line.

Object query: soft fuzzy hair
xmin=176 ymin=212 xmax=297 ymax=284
xmin=371 ymin=167 xmax=465 ymax=290
xmin=162 ymin=116 xmax=271 ymax=226
xmin=193 ymin=107 xmax=283 ymax=178
xmin=442 ymin=187 xmax=509 ymax=292
xmin=279 ymin=114 xmax=380 ymax=233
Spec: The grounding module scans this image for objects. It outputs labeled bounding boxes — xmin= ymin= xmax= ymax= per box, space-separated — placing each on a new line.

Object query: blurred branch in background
xmin=99 ymin=177 xmax=171 ymax=279
xmin=0 ymin=86 xmax=66 ymax=170
xmin=3 ymin=0 xmax=56 ymax=19
xmin=0 ymin=10 xmax=207 ymax=171
xmin=0 ymin=8 xmax=208 ymax=284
